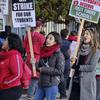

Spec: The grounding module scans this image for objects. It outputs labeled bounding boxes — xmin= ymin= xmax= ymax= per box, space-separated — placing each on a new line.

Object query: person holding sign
xmin=23 ymin=20 xmax=45 ymax=99
xmin=96 ymin=57 xmax=100 ymax=100
xmin=69 ymin=29 xmax=100 ymax=100
xmin=96 ymin=37 xmax=100 ymax=100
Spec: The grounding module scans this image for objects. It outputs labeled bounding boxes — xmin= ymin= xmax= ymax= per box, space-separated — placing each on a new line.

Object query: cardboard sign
xmin=12 ymin=0 xmax=36 ymax=28
xmin=0 ymin=0 xmax=9 ymax=15
xmin=96 ymin=58 xmax=100 ymax=75
xmin=0 ymin=10 xmax=5 ymax=31
xmin=0 ymin=18 xmax=5 ymax=31
xmin=69 ymin=0 xmax=100 ymax=23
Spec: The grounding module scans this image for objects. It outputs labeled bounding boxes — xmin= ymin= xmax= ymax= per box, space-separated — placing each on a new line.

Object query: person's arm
xmin=79 ymin=51 xmax=100 ymax=72
xmin=4 ymin=55 xmax=23 ymax=84
xmin=40 ymin=52 xmax=65 ymax=76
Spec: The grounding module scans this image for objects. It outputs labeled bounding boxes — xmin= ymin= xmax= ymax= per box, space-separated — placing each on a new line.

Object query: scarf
xmin=80 ymin=43 xmax=91 ymax=56
xmin=40 ymin=44 xmax=60 ymax=58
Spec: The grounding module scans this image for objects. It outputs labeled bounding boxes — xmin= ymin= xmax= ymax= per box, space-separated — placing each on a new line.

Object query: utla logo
xmin=73 ymin=0 xmax=78 ymax=6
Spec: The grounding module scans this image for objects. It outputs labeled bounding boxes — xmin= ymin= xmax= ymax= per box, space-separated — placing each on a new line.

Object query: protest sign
xmin=69 ymin=0 xmax=100 ymax=23
xmin=0 ymin=19 xmax=4 ymax=31
xmin=0 ymin=9 xmax=5 ymax=31
xmin=96 ymin=58 xmax=100 ymax=75
xmin=12 ymin=0 xmax=36 ymax=27
xmin=0 ymin=0 xmax=9 ymax=15
xmin=12 ymin=0 xmax=37 ymax=76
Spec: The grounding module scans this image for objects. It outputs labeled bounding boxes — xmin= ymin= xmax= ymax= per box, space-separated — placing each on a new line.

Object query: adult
xmin=58 ymin=29 xmax=71 ymax=99
xmin=69 ymin=29 xmax=100 ymax=100
xmin=0 ymin=33 xmax=24 ymax=100
xmin=24 ymin=20 xmax=45 ymax=99
xmin=34 ymin=32 xmax=65 ymax=100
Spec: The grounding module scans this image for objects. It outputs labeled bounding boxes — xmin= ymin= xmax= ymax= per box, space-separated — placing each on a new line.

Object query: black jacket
xmin=37 ymin=50 xmax=65 ymax=87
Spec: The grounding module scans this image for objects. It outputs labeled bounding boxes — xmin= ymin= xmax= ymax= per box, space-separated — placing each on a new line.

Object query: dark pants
xmin=69 ymin=82 xmax=80 ymax=100
xmin=58 ymin=78 xmax=67 ymax=97
xmin=96 ymin=78 xmax=100 ymax=100
xmin=0 ymin=86 xmax=23 ymax=100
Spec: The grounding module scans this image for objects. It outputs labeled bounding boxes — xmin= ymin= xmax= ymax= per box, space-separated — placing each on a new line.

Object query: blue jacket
xmin=61 ymin=38 xmax=71 ymax=77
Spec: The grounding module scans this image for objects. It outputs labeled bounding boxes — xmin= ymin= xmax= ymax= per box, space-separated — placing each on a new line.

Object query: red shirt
xmin=24 ymin=32 xmax=45 ymax=63
xmin=24 ymin=32 xmax=45 ymax=78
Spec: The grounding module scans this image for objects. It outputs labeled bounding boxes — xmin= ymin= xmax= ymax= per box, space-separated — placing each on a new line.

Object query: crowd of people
xmin=0 ymin=21 xmax=100 ymax=100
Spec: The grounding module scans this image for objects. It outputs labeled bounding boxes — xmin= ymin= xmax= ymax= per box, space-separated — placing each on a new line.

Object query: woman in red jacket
xmin=0 ymin=33 xmax=24 ymax=100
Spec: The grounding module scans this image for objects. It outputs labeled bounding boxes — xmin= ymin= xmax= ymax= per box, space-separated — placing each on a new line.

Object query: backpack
xmin=21 ymin=62 xmax=32 ymax=89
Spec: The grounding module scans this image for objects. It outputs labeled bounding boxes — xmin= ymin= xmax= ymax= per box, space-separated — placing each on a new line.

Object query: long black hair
xmin=8 ymin=33 xmax=24 ymax=54
xmin=47 ymin=31 xmax=62 ymax=45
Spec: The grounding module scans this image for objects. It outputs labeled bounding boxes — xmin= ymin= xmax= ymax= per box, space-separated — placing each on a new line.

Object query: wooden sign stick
xmin=73 ymin=19 xmax=85 ymax=63
xmin=70 ymin=19 xmax=85 ymax=77
xmin=27 ymin=27 xmax=36 ymax=77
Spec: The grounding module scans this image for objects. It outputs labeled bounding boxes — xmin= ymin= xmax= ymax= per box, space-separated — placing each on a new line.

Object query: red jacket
xmin=24 ymin=32 xmax=45 ymax=63
xmin=0 ymin=50 xmax=23 ymax=90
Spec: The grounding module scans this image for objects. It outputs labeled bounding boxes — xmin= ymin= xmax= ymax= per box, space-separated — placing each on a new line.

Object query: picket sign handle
xmin=66 ymin=31 xmax=71 ymax=39
xmin=27 ymin=27 xmax=37 ymax=77
xmin=70 ymin=19 xmax=85 ymax=77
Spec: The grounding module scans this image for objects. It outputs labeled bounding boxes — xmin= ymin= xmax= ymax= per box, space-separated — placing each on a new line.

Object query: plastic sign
xmin=69 ymin=0 xmax=100 ymax=23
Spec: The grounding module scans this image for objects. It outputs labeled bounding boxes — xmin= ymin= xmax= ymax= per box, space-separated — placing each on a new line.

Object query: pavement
xmin=19 ymin=94 xmax=68 ymax=100
xmin=19 ymin=88 xmax=71 ymax=100
xmin=19 ymin=80 xmax=72 ymax=100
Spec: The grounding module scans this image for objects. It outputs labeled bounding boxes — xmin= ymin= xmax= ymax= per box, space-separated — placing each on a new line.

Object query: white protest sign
xmin=0 ymin=0 xmax=9 ymax=15
xmin=96 ymin=58 xmax=100 ymax=75
xmin=12 ymin=0 xmax=36 ymax=28
xmin=69 ymin=0 xmax=100 ymax=23
xmin=0 ymin=8 xmax=5 ymax=31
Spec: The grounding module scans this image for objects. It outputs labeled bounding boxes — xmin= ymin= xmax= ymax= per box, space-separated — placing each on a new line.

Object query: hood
xmin=0 ymin=50 xmax=21 ymax=60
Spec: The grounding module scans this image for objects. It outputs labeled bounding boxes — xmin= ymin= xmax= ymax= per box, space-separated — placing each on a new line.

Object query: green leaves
xmin=35 ymin=0 xmax=100 ymax=31
xmin=35 ymin=0 xmax=73 ymax=24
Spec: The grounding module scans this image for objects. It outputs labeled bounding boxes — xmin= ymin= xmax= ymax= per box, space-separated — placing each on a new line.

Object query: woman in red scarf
xmin=34 ymin=32 xmax=65 ymax=100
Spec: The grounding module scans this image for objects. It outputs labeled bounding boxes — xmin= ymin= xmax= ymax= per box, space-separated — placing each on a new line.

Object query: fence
xmin=43 ymin=21 xmax=66 ymax=35
xmin=12 ymin=21 xmax=78 ymax=38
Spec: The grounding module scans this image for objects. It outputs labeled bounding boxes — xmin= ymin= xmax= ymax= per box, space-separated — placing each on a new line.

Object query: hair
xmin=83 ymin=29 xmax=100 ymax=53
xmin=60 ymin=29 xmax=68 ymax=38
xmin=5 ymin=25 xmax=11 ymax=35
xmin=47 ymin=31 xmax=61 ymax=45
xmin=7 ymin=33 xmax=24 ymax=54
xmin=70 ymin=31 xmax=77 ymax=36
xmin=30 ymin=20 xmax=43 ymax=32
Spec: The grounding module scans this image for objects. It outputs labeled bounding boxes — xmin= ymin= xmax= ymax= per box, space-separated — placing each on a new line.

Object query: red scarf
xmin=40 ymin=44 xmax=60 ymax=58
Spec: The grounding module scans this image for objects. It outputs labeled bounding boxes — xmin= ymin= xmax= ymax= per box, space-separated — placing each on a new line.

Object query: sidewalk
xmin=19 ymin=94 xmax=68 ymax=100
xmin=19 ymin=80 xmax=72 ymax=100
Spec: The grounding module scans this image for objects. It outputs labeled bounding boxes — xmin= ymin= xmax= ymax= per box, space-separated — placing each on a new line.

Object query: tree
xmin=35 ymin=0 xmax=73 ymax=24
xmin=35 ymin=0 xmax=100 ymax=33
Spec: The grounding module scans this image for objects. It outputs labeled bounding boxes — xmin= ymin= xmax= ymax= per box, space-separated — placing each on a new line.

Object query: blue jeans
xmin=34 ymin=86 xmax=58 ymax=100
xmin=27 ymin=78 xmax=38 ymax=96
